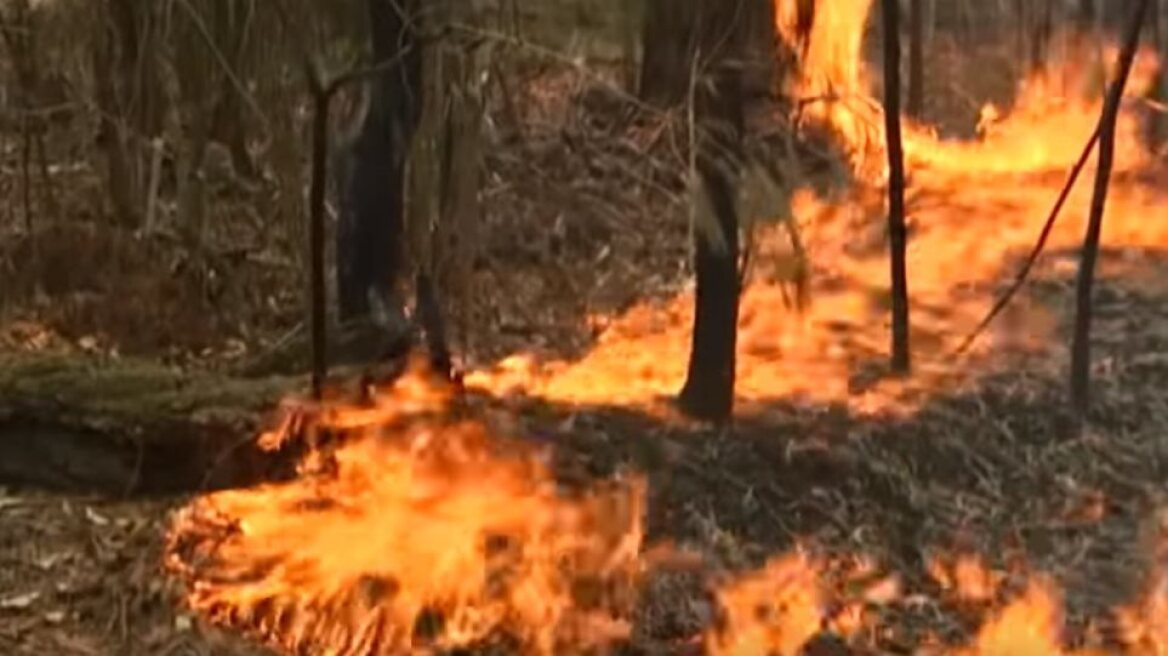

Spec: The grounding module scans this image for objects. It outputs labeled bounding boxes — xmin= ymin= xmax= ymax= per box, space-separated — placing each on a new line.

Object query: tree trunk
xmin=637 ymin=0 xmax=698 ymax=106
xmin=677 ymin=0 xmax=758 ymax=423
xmin=91 ymin=0 xmax=165 ymax=227
xmin=882 ymin=0 xmax=912 ymax=374
xmin=207 ymin=0 xmax=257 ymax=181
xmin=1071 ymin=0 xmax=1151 ymax=419
xmin=405 ymin=0 xmax=488 ymax=379
xmin=1146 ymin=0 xmax=1166 ymax=150
xmin=907 ymin=0 xmax=925 ymax=118
xmin=336 ymin=0 xmax=422 ymax=322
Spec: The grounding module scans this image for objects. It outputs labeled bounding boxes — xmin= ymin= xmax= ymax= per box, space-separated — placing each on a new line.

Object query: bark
xmin=907 ymin=0 xmax=925 ymax=118
xmin=677 ymin=0 xmax=755 ymax=422
xmin=1145 ymin=0 xmax=1168 ymax=150
xmin=639 ymin=0 xmax=778 ymax=107
xmin=1070 ymin=0 xmax=1151 ymax=419
xmin=336 ymin=0 xmax=423 ymax=322
xmin=404 ymin=0 xmax=487 ymax=376
xmin=207 ymin=0 xmax=258 ymax=180
xmin=637 ymin=0 xmax=698 ymax=106
xmin=882 ymin=0 xmax=911 ymax=374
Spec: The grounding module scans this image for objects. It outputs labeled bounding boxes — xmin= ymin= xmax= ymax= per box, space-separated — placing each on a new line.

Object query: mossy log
xmin=0 ymin=352 xmax=303 ymax=496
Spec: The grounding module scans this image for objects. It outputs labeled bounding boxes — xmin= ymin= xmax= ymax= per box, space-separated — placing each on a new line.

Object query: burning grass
xmin=165 ymin=358 xmax=646 ymax=655
xmin=160 ymin=2 xmax=1168 ymax=654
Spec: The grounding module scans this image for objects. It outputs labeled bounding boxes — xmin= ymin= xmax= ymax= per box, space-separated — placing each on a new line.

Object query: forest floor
xmin=3 ymin=32 xmax=1168 ymax=655
xmin=3 ymin=256 xmax=1168 ymax=655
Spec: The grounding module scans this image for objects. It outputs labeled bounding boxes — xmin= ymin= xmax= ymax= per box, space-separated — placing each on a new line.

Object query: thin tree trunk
xmin=882 ymin=0 xmax=911 ymax=374
xmin=677 ymin=0 xmax=753 ymax=422
xmin=1145 ymin=0 xmax=1167 ymax=150
xmin=638 ymin=0 xmax=698 ymax=107
xmin=336 ymin=0 xmax=422 ymax=322
xmin=907 ymin=0 xmax=925 ymax=118
xmin=1070 ymin=0 xmax=1151 ymax=419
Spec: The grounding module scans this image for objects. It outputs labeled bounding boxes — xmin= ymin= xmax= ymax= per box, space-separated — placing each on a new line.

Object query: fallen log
xmin=0 ymin=352 xmax=303 ymax=496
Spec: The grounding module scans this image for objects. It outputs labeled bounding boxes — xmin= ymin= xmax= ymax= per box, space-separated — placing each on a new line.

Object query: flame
xmin=166 ymin=358 xmax=646 ymax=654
xmin=466 ymin=3 xmax=1168 ymax=418
xmin=165 ymin=1 xmax=1168 ymax=653
xmin=704 ymin=551 xmax=825 ymax=656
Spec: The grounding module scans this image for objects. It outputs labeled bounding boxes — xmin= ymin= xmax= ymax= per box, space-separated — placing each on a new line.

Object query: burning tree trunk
xmin=881 ymin=0 xmax=912 ymax=374
xmin=335 ymin=0 xmax=422 ymax=322
xmin=1070 ymin=0 xmax=1152 ymax=419
xmin=677 ymin=0 xmax=758 ymax=422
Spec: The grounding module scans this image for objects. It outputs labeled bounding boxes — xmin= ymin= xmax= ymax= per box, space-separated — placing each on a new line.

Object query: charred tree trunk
xmin=906 ymin=0 xmax=925 ymax=118
xmin=1070 ymin=0 xmax=1151 ymax=419
xmin=336 ymin=0 xmax=422 ymax=322
xmin=638 ymin=0 xmax=698 ymax=106
xmin=882 ymin=0 xmax=911 ymax=374
xmin=677 ymin=0 xmax=756 ymax=422
xmin=639 ymin=0 xmax=778 ymax=107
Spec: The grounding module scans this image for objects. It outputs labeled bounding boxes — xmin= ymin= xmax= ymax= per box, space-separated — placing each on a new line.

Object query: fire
xmin=165 ymin=1 xmax=1168 ymax=654
xmin=466 ymin=4 xmax=1168 ymax=418
xmin=704 ymin=551 xmax=825 ymax=656
xmin=166 ymin=358 xmax=646 ymax=654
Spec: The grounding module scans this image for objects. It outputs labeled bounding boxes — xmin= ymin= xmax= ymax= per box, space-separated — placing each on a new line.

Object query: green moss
xmin=0 ymin=353 xmax=299 ymax=442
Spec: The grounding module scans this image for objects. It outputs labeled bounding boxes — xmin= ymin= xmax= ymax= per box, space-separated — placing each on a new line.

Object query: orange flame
xmin=166 ymin=360 xmax=646 ymax=654
xmin=165 ymin=1 xmax=1168 ymax=653
xmin=465 ymin=4 xmax=1168 ymax=418
xmin=704 ymin=551 xmax=825 ymax=655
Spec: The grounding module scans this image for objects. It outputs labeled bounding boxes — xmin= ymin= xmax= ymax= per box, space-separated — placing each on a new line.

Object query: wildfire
xmin=165 ymin=1 xmax=1168 ymax=654
xmin=166 ymin=358 xmax=646 ymax=654
xmin=466 ymin=5 xmax=1168 ymax=418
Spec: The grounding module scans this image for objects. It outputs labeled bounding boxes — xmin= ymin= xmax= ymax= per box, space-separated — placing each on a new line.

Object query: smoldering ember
xmin=2 ymin=0 xmax=1168 ymax=654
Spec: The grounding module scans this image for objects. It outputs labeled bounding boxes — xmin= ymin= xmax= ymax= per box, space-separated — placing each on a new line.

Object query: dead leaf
xmin=83 ymin=508 xmax=109 ymax=527
xmin=0 ymin=591 xmax=41 ymax=610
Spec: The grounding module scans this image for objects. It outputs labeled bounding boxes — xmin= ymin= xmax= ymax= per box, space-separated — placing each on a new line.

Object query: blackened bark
xmin=415 ymin=270 xmax=456 ymax=383
xmin=882 ymin=0 xmax=911 ymax=374
xmin=307 ymin=67 xmax=331 ymax=400
xmin=639 ymin=0 xmax=779 ymax=107
xmin=907 ymin=0 xmax=925 ymax=118
xmin=677 ymin=0 xmax=751 ymax=423
xmin=638 ymin=0 xmax=698 ymax=106
xmin=1070 ymin=0 xmax=1151 ymax=419
xmin=336 ymin=0 xmax=422 ymax=321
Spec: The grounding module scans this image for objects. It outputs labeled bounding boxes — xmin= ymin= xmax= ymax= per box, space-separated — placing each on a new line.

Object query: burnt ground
xmin=2 ymin=254 xmax=1168 ymax=655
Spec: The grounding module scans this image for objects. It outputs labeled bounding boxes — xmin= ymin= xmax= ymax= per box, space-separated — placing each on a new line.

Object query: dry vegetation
xmin=1 ymin=0 xmax=1168 ymax=654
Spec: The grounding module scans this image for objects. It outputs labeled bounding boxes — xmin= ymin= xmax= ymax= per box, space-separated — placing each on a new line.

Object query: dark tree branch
xmin=881 ymin=0 xmax=911 ymax=374
xmin=1070 ymin=0 xmax=1152 ymax=418
xmin=305 ymin=59 xmax=332 ymax=400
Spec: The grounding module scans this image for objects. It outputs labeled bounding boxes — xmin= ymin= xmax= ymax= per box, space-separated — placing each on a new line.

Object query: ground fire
xmin=163 ymin=0 xmax=1168 ymax=653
